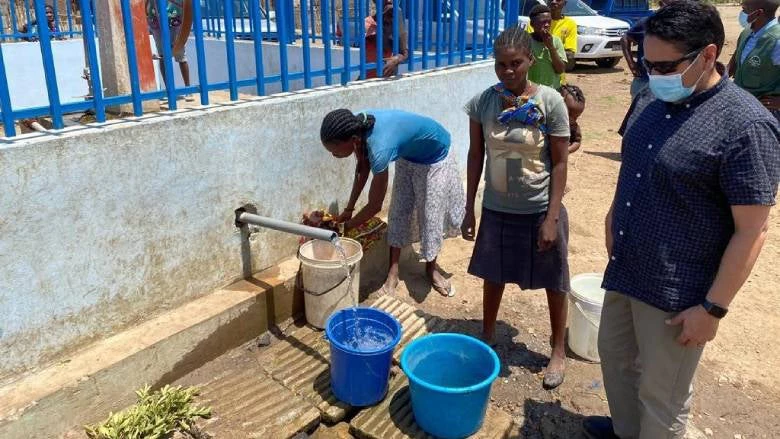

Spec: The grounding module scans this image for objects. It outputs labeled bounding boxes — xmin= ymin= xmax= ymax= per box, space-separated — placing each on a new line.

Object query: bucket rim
xmin=569 ymin=272 xmax=606 ymax=306
xmin=400 ymin=333 xmax=500 ymax=394
xmin=298 ymin=237 xmax=363 ymax=267
xmin=325 ymin=306 xmax=402 ymax=355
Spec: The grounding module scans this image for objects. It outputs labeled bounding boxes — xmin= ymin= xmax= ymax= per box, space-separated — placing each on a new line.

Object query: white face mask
xmin=647 ymin=53 xmax=707 ymax=103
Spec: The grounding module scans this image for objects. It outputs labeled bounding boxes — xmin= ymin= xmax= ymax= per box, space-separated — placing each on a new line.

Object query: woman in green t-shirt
xmin=463 ymin=24 xmax=571 ymax=390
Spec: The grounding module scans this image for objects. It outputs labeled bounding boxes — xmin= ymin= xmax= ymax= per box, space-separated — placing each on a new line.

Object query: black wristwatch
xmin=701 ymin=299 xmax=728 ymax=319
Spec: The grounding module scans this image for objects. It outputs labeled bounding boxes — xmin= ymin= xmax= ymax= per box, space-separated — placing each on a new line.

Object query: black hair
xmin=561 ymin=84 xmax=585 ymax=105
xmin=493 ymin=24 xmax=533 ymax=55
xmin=755 ymin=0 xmax=780 ymax=16
xmin=529 ymin=4 xmax=551 ymax=20
xmin=320 ymin=109 xmax=376 ymax=143
xmin=645 ymin=0 xmax=725 ymax=57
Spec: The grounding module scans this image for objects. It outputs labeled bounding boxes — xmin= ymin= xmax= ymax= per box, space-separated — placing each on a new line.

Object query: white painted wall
xmin=3 ymin=37 xmax=442 ymax=110
xmin=1 ymin=39 xmax=92 ymax=109
xmin=0 ymin=61 xmax=496 ymax=381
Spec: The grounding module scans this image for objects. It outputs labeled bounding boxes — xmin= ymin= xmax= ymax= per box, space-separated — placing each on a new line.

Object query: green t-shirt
xmin=528 ymin=36 xmax=567 ymax=89
xmin=465 ymin=85 xmax=570 ymax=214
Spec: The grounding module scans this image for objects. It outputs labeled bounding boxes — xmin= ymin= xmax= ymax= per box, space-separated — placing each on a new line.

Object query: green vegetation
xmin=84 ymin=385 xmax=211 ymax=439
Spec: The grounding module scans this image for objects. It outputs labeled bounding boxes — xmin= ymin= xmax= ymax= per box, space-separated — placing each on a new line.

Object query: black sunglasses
xmin=642 ymin=49 xmax=702 ymax=75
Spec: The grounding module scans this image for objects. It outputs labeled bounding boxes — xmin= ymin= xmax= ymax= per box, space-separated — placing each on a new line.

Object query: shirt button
xmin=665 ymin=114 xmax=671 ymax=119
xmin=619 ymin=230 xmax=624 ymax=236
xmin=648 ymin=144 xmax=653 ymax=149
xmin=686 ymin=104 xmax=691 ymax=109
xmin=611 ymin=256 xmax=617 ymax=261
xmin=626 ymin=201 xmax=631 ymax=207
xmin=636 ymin=173 xmax=642 ymax=178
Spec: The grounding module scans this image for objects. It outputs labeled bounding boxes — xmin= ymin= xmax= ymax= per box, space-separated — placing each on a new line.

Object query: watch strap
xmin=702 ymin=299 xmax=728 ymax=319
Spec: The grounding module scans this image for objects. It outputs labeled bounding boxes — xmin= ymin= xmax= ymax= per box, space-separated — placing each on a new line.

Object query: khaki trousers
xmin=598 ymin=292 xmax=704 ymax=439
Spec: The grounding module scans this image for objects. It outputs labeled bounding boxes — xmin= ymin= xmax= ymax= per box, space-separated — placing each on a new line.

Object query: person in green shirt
xmin=727 ymin=0 xmax=780 ymax=121
xmin=527 ymin=4 xmax=568 ymax=90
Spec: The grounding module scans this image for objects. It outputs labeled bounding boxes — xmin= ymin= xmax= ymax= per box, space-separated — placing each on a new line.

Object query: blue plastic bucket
xmin=326 ymin=307 xmax=402 ymax=407
xmin=401 ymin=333 xmax=500 ymax=439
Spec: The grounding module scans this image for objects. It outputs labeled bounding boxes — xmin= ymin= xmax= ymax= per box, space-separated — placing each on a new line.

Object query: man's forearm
xmin=549 ymin=48 xmax=567 ymax=74
xmin=706 ymin=228 xmax=769 ymax=307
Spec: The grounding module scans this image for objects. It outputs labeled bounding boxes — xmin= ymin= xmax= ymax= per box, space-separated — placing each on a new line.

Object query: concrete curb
xmin=0 ymin=257 xmax=302 ymax=439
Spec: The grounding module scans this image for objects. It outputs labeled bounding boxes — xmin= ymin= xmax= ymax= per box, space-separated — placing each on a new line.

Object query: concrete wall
xmin=1 ymin=39 xmax=92 ymax=109
xmin=3 ymin=37 xmax=439 ymax=110
xmin=0 ymin=61 xmax=495 ymax=381
xmin=2 ymin=38 xmax=367 ymax=108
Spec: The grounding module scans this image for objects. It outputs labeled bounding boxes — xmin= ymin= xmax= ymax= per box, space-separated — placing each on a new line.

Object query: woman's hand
xmin=338 ymin=209 xmax=354 ymax=223
xmin=461 ymin=210 xmax=476 ymax=241
xmin=537 ymin=217 xmax=558 ymax=252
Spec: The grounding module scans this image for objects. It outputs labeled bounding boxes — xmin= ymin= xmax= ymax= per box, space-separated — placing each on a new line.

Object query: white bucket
xmin=568 ymin=273 xmax=606 ymax=363
xmin=297 ymin=238 xmax=363 ymax=329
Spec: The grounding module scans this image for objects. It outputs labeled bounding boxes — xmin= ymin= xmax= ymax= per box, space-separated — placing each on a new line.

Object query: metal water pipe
xmin=234 ymin=205 xmax=338 ymax=279
xmin=234 ymin=207 xmax=337 ymax=242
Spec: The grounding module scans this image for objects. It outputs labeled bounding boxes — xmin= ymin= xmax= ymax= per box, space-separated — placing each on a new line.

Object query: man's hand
xmin=461 ymin=210 xmax=476 ymax=241
xmin=537 ymin=217 xmax=558 ymax=252
xmin=758 ymin=95 xmax=780 ymax=111
xmin=382 ymin=57 xmax=400 ymax=77
xmin=666 ymin=305 xmax=720 ymax=347
xmin=541 ymin=29 xmax=555 ymax=49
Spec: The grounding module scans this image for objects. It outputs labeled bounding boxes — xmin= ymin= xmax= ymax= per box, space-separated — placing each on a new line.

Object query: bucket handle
xmin=575 ymin=301 xmax=601 ymax=327
xmin=303 ymin=264 xmax=357 ymax=297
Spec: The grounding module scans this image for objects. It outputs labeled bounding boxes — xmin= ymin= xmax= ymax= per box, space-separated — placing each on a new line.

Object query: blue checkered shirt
xmin=603 ymin=69 xmax=780 ymax=312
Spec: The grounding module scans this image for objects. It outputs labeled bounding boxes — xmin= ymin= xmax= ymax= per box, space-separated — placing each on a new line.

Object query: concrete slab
xmin=196 ymin=361 xmax=320 ymax=439
xmin=256 ymin=324 xmax=352 ymax=424
xmin=369 ymin=295 xmax=453 ymax=364
xmin=255 ymin=295 xmax=453 ymax=424
xmin=0 ymin=257 xmax=301 ymax=439
xmin=349 ymin=373 xmax=515 ymax=439
xmin=311 ymin=422 xmax=354 ymax=439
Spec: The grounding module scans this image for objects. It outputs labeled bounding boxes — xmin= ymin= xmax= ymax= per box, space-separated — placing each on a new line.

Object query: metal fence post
xmin=249 ymin=0 xmax=267 ymax=95
xmin=81 ymin=0 xmax=105 ymax=121
xmin=0 ymin=42 xmax=17 ymax=137
xmin=277 ymin=0 xmax=291 ymax=91
xmin=34 ymin=0 xmax=64 ymax=129
xmin=506 ymin=0 xmax=519 ymax=27
xmin=322 ymin=0 xmax=333 ymax=85
xmin=341 ymin=0 xmax=351 ymax=85
xmin=300 ymin=0 xmax=313 ymax=88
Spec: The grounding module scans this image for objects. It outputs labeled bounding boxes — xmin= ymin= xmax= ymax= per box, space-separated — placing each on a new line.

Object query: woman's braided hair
xmin=493 ymin=23 xmax=532 ymax=55
xmin=320 ymin=109 xmax=376 ymax=143
xmin=560 ymin=84 xmax=585 ymax=105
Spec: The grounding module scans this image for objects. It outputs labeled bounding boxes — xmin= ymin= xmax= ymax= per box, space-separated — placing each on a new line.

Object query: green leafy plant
xmin=84 ymin=385 xmax=211 ymax=439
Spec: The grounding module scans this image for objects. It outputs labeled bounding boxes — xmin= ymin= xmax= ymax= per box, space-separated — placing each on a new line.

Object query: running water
xmin=333 ymin=237 xmax=362 ymax=346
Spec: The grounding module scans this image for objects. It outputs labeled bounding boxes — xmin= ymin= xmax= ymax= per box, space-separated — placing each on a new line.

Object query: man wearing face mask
xmin=728 ymin=0 xmax=780 ymax=121
xmin=583 ymin=2 xmax=780 ymax=438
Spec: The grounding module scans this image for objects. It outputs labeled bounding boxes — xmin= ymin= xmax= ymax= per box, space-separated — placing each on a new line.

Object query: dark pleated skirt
xmin=468 ymin=206 xmax=570 ymax=293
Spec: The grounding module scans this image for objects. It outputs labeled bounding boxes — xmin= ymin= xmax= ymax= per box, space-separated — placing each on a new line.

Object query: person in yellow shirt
xmin=528 ymin=0 xmax=578 ymax=79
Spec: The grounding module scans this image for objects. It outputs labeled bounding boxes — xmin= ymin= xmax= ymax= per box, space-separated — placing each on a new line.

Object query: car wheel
xmin=596 ymin=57 xmax=621 ymax=69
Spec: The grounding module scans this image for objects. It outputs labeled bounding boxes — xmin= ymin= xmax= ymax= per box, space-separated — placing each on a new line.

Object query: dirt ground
xmin=385 ymin=5 xmax=780 ymax=438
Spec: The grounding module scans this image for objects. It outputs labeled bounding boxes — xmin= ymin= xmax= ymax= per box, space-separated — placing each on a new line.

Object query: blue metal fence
xmin=0 ymin=0 xmax=515 ymax=138
xmin=1 ymin=0 xmax=91 ymax=41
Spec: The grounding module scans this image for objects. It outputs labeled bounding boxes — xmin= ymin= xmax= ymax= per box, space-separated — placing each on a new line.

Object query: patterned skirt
xmin=387 ymin=150 xmax=465 ymax=261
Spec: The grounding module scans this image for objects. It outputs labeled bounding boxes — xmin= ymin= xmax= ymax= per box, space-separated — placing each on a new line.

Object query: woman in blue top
xmin=320 ymin=109 xmax=465 ymax=297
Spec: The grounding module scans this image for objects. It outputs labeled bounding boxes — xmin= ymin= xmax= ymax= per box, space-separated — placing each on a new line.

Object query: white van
xmin=420 ymin=0 xmax=630 ymax=69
